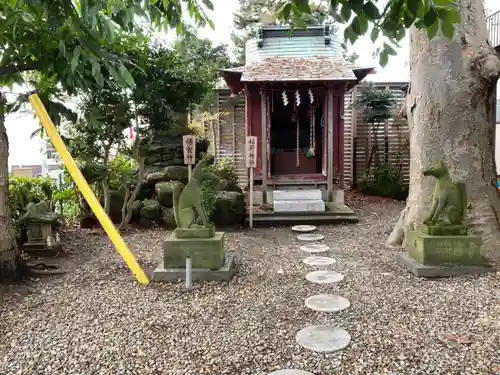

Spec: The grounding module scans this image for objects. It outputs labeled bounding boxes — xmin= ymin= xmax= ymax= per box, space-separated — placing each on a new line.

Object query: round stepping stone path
xmin=302 ymin=256 xmax=336 ymax=266
xmin=305 ymin=270 xmax=344 ymax=284
xmin=297 ymin=233 xmax=324 ymax=241
xmin=291 ymin=225 xmax=317 ymax=233
xmin=300 ymin=244 xmax=329 ymax=253
xmin=267 ymin=371 xmax=315 ymax=375
xmin=296 ymin=325 xmax=351 ymax=353
xmin=305 ymin=294 xmax=350 ymax=313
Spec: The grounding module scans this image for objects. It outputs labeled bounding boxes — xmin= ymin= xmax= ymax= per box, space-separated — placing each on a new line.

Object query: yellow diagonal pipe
xmin=29 ymin=94 xmax=150 ymax=285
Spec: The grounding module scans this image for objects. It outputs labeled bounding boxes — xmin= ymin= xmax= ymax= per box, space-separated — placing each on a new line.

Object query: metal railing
xmin=487 ymin=10 xmax=500 ymax=48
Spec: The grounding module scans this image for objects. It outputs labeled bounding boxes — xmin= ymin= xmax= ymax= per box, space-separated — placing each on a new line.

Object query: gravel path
xmin=1 ymin=193 xmax=499 ymax=375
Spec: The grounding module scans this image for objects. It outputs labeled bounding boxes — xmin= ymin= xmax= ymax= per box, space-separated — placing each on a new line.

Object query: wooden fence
xmin=350 ymin=82 xmax=410 ymax=186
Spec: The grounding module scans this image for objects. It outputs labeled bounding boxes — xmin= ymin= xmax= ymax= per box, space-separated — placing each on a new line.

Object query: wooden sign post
xmin=182 ymin=134 xmax=196 ymax=291
xmin=183 ymin=135 xmax=196 ymax=181
xmin=246 ymin=136 xmax=257 ymax=229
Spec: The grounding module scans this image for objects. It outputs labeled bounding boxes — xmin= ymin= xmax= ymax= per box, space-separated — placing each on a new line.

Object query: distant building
xmin=11 ymin=139 xmax=63 ymax=182
xmin=10 ymin=163 xmax=61 ymax=178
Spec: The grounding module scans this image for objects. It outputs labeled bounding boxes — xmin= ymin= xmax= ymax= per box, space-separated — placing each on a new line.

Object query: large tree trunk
xmin=387 ymin=0 xmax=500 ymax=252
xmin=0 ymin=94 xmax=19 ymax=279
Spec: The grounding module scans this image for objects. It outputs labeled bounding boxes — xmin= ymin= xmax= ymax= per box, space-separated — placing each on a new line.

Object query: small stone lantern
xmin=20 ymin=201 xmax=61 ymax=253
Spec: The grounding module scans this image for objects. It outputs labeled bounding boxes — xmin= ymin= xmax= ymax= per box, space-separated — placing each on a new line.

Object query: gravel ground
xmin=1 ymin=193 xmax=499 ymax=375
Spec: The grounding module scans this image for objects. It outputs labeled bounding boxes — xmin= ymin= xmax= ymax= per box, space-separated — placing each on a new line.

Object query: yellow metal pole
xmin=29 ymin=94 xmax=150 ymax=286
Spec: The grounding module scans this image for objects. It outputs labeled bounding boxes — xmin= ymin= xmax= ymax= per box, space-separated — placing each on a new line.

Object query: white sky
xmin=7 ymin=0 xmax=499 ymax=167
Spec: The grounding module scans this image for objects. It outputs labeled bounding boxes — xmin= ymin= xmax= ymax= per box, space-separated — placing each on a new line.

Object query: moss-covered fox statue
xmin=172 ymin=154 xmax=220 ymax=229
xmin=422 ymin=160 xmax=467 ymax=226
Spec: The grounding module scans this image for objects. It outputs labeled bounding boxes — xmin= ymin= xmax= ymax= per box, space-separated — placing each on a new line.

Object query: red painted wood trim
xmin=332 ymin=92 xmax=339 ymax=179
xmin=248 ymin=89 xmax=263 ymax=176
xmin=244 ymin=85 xmax=249 ymax=137
xmin=266 ymin=90 xmax=271 ymax=178
xmin=323 ymin=92 xmax=328 ymax=176
xmin=338 ymin=93 xmax=345 ymax=188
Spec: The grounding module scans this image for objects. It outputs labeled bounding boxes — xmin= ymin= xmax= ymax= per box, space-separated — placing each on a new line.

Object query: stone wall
xmin=143 ymin=135 xmax=209 ymax=173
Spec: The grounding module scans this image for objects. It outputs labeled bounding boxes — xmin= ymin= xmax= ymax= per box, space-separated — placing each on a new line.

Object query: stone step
xmin=302 ymin=256 xmax=336 ymax=266
xmin=296 ymin=325 xmax=351 ymax=353
xmin=273 ymin=189 xmax=322 ymax=201
xmin=304 ymin=294 xmax=350 ymax=313
xmin=305 ymin=270 xmax=344 ymax=284
xmin=297 ymin=233 xmax=325 ymax=242
xmin=273 ymin=199 xmax=325 ymax=213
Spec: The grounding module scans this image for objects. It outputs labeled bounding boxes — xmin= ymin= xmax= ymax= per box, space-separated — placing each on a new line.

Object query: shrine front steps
xmin=247 ymin=202 xmax=359 ymax=227
xmin=273 ymin=189 xmax=325 ymax=213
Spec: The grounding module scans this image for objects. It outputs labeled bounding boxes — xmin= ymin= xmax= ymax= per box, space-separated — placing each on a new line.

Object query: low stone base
xmin=23 ymin=242 xmax=63 ymax=255
xmin=163 ymin=232 xmax=225 ymax=269
xmin=153 ymin=253 xmax=236 ymax=282
xmin=174 ymin=226 xmax=215 ymax=239
xmin=407 ymin=231 xmax=483 ymax=266
xmin=417 ymin=224 xmax=467 ymax=236
xmin=397 ymin=253 xmax=495 ymax=278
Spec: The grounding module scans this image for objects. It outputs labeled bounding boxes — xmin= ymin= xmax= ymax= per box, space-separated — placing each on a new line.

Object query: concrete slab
xmin=397 ymin=253 xmax=495 ymax=278
xmin=302 ymin=256 xmax=336 ymax=266
xmin=300 ymin=244 xmax=330 ymax=253
xmin=305 ymin=294 xmax=350 ymax=313
xmin=296 ymin=325 xmax=351 ymax=353
xmin=273 ymin=189 xmax=322 ymax=201
xmin=297 ymin=234 xmax=325 ymax=242
xmin=291 ymin=225 xmax=317 ymax=233
xmin=273 ymin=199 xmax=325 ymax=213
xmin=153 ymin=253 xmax=236 ymax=282
xmin=306 ymin=270 xmax=344 ymax=284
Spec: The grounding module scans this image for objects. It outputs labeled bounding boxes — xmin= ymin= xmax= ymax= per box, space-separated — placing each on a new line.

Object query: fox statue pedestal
xmin=153 ymin=227 xmax=235 ymax=282
xmin=152 ymin=155 xmax=236 ymax=282
xmin=398 ymin=160 xmax=494 ymax=278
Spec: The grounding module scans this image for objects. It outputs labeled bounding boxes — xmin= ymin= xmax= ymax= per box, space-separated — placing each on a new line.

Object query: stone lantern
xmin=20 ymin=201 xmax=61 ymax=253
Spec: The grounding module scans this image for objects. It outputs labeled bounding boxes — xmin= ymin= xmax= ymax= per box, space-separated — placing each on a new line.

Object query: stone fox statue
xmin=172 ymin=155 xmax=220 ymax=229
xmin=422 ymin=160 xmax=467 ymax=226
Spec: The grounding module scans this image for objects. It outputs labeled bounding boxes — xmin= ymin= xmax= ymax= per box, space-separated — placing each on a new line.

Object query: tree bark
xmin=102 ymin=148 xmax=111 ymax=215
xmin=0 ymin=94 xmax=19 ymax=279
xmin=119 ymin=156 xmax=145 ymax=229
xmin=387 ymin=0 xmax=500 ymax=252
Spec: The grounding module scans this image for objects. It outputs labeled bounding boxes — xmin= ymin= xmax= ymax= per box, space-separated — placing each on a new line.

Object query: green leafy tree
xmin=0 ymin=0 xmax=214 ymax=278
xmin=69 ymin=86 xmax=133 ymax=216
xmin=171 ymin=28 xmax=233 ymax=110
xmin=231 ymin=0 xmax=358 ymax=65
xmin=278 ymin=0 xmax=500 ymax=249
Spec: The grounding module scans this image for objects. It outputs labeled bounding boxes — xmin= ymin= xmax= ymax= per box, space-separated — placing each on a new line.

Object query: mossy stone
xmin=407 ymin=231 xmax=484 ymax=266
xmin=212 ymin=191 xmax=245 ymax=227
xmin=155 ymin=181 xmax=183 ymax=207
xmin=216 ymin=179 xmax=242 ymax=193
xmin=161 ymin=207 xmax=176 ymax=229
xmin=163 ymin=232 xmax=226 ymax=269
xmin=140 ymin=199 xmax=162 ymax=222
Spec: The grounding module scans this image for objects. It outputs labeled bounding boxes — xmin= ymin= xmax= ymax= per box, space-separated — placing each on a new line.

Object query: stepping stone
xmin=297 ymin=233 xmax=324 ymax=241
xmin=302 ymin=256 xmax=336 ymax=266
xmin=296 ymin=325 xmax=351 ymax=353
xmin=305 ymin=270 xmax=344 ymax=284
xmin=299 ymin=244 xmax=330 ymax=254
xmin=305 ymin=294 xmax=350 ymax=313
xmin=292 ymin=225 xmax=317 ymax=233
xmin=268 ymin=371 xmax=315 ymax=375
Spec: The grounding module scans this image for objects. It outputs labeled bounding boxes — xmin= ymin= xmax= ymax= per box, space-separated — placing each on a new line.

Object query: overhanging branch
xmin=0 ymin=62 xmax=39 ymax=75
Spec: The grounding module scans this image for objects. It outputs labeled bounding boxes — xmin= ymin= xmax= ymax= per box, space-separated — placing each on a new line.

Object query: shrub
xmin=209 ymin=157 xmax=238 ymax=183
xmin=200 ymin=180 xmax=217 ymax=220
xmin=9 ymin=176 xmax=54 ymax=222
xmin=358 ymin=163 xmax=408 ymax=200
xmin=10 ymin=175 xmax=80 ymax=224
